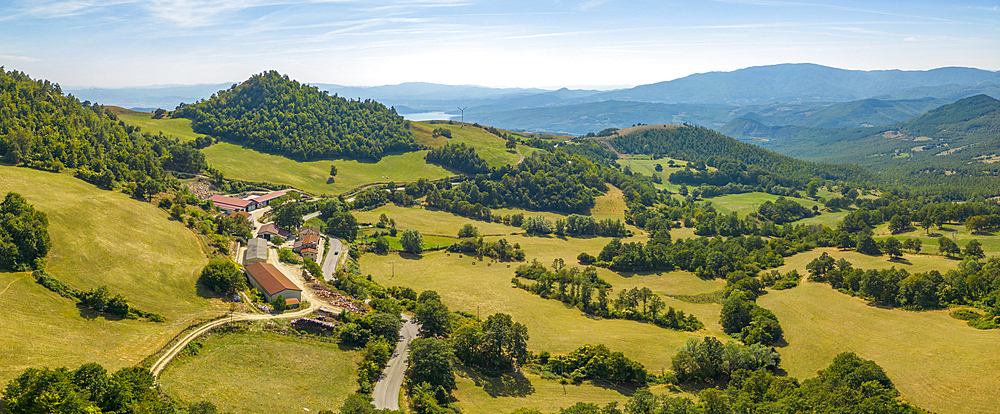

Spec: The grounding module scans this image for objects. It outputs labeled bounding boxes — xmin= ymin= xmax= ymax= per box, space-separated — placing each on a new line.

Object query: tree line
xmin=0 ymin=192 xmax=50 ymax=271
xmin=425 ymin=142 xmax=490 ymax=174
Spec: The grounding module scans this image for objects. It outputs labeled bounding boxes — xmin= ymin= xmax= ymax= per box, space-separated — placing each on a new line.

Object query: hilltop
xmin=174 ymin=71 xmax=417 ymax=161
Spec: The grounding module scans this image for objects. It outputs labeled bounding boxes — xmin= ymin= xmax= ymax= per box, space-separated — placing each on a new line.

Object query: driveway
xmin=372 ymin=315 xmax=420 ymax=411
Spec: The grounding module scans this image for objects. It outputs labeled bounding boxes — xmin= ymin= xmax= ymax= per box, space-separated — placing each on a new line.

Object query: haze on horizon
xmin=1 ymin=0 xmax=998 ymax=89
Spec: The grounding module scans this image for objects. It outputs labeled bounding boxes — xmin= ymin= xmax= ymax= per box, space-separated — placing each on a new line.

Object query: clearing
xmin=110 ymin=107 xmax=208 ymax=143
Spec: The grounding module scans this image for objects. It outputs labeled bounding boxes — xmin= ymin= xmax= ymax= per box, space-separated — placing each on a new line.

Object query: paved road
xmin=372 ymin=315 xmax=420 ymax=411
xmin=322 ymin=237 xmax=345 ymax=282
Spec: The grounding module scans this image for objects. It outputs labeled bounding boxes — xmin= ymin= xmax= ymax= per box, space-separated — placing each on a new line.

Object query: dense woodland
xmin=425 ymin=142 xmax=491 ymax=174
xmin=175 ymin=71 xmax=417 ymax=160
xmin=0 ymin=68 xmax=205 ymax=197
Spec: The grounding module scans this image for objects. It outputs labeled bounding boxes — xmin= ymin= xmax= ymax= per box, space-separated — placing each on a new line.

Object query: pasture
xmin=201 ymin=142 xmax=453 ymax=196
xmin=704 ymin=192 xmax=823 ymax=217
xmin=111 ymin=107 xmax=208 ymax=142
xmin=159 ymin=330 xmax=359 ymax=413
xmin=759 ymin=281 xmax=1000 ymax=414
xmin=871 ymin=222 xmax=1000 ymax=257
xmin=614 ymin=156 xmax=689 ymax=192
xmin=416 ymin=122 xmax=521 ymax=167
xmin=773 ymin=246 xmax=960 ymax=276
xmin=0 ymin=166 xmax=214 ymax=384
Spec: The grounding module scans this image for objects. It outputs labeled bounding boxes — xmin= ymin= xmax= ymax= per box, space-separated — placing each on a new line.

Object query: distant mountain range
xmin=66 ymin=63 xmax=1000 ymax=137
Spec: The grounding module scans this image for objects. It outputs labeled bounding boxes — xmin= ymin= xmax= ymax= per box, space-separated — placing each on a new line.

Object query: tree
xmin=805 ymin=252 xmax=835 ymax=279
xmin=272 ymin=202 xmax=303 ymax=230
xmin=400 ymin=229 xmax=424 ymax=254
xmin=372 ymin=236 xmax=390 ymax=254
xmin=480 ymin=313 xmax=530 ymax=370
xmin=966 ymin=216 xmax=988 ymax=234
xmin=198 ymin=259 xmax=245 ymax=294
xmin=938 ymin=237 xmax=960 ymax=257
xmin=329 ymin=164 xmax=338 ymax=177
xmin=326 ymin=211 xmax=359 ymax=242
xmin=719 ymin=290 xmax=753 ymax=335
xmin=366 ymin=312 xmax=403 ymax=342
xmin=458 ymin=223 xmax=480 ymax=239
xmin=272 ymin=295 xmax=287 ymax=312
xmin=415 ymin=299 xmax=452 ymax=338
xmin=407 ymin=338 xmax=456 ymax=391
xmin=903 ymin=238 xmax=922 ymax=253
xmin=654 ymin=163 xmax=663 ymax=172
xmin=856 ymin=235 xmax=881 ymax=255
xmin=3 ymin=366 xmax=98 ymax=413
xmin=336 ymin=393 xmax=376 ymax=414
xmin=888 ymin=215 xmax=910 ymax=234
xmin=882 ymin=237 xmax=903 ymax=259
xmin=921 ymin=218 xmax=933 ymax=234
xmin=82 ymin=286 xmax=111 ymax=311
xmin=964 ymin=239 xmax=985 ymax=260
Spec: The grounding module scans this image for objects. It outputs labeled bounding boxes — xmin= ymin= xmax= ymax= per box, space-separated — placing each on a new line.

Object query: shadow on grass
xmin=457 ymin=365 xmax=535 ymax=398
xmin=76 ymin=303 xmax=126 ymax=321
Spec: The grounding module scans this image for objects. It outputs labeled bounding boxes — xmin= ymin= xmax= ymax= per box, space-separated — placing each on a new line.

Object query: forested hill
xmin=608 ymin=124 xmax=876 ymax=183
xmin=0 ymin=68 xmax=205 ymax=197
xmin=174 ymin=71 xmax=417 ymax=161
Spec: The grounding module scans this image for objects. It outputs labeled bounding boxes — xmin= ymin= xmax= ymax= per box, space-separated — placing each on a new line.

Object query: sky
xmin=1 ymin=0 xmax=998 ymax=89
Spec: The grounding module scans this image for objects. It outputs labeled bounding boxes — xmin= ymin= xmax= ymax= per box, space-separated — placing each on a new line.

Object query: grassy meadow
xmin=159 ymin=330 xmax=359 ymax=413
xmin=201 ymin=142 xmax=453 ymax=195
xmin=111 ymin=108 xmax=208 ymax=142
xmin=871 ymin=222 xmax=1000 ymax=257
xmin=705 ymin=192 xmax=823 ymax=217
xmin=759 ymin=281 xmax=1000 ymax=414
xmin=0 ymin=166 xmax=215 ymax=383
xmin=615 ymin=156 xmax=690 ymax=192
xmin=415 ymin=122 xmax=522 ymax=167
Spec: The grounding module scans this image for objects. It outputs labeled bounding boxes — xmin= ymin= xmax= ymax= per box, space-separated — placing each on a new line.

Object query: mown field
xmin=201 ymin=142 xmax=453 ymax=195
xmin=759 ymin=281 xmax=1000 ymax=414
xmin=159 ymin=330 xmax=359 ymax=413
xmin=0 ymin=166 xmax=215 ymax=384
xmin=871 ymin=222 xmax=1000 ymax=257
xmin=614 ymin=156 xmax=689 ymax=192
xmin=705 ymin=192 xmax=824 ymax=217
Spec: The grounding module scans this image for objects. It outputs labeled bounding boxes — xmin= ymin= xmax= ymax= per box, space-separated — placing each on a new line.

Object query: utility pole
xmin=457 ymin=107 xmax=467 ymax=127
xmin=390 ymin=260 xmax=396 ymax=279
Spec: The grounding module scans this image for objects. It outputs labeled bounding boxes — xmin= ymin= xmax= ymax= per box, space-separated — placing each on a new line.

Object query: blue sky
xmin=1 ymin=0 xmax=998 ymax=88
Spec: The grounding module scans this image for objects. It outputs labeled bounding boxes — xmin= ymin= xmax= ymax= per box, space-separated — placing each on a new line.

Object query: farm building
xmin=301 ymin=247 xmax=318 ymax=261
xmin=249 ymin=190 xmax=288 ymax=210
xmin=293 ymin=234 xmax=320 ymax=253
xmin=257 ymin=223 xmax=289 ymax=240
xmin=244 ymin=237 xmax=268 ymax=265
xmin=284 ymin=297 xmax=300 ymax=309
xmin=244 ymin=262 xmax=302 ymax=302
xmin=208 ymin=195 xmax=252 ymax=214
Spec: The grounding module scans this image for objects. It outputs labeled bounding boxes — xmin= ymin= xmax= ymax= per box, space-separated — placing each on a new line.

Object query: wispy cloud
xmin=0 ymin=54 xmax=41 ymax=63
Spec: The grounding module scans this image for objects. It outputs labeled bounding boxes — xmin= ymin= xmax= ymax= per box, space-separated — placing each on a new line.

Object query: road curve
xmin=372 ymin=315 xmax=420 ymax=411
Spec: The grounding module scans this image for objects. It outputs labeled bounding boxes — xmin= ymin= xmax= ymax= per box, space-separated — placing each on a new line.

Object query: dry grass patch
xmin=354 ymin=205 xmax=517 ymax=237
xmin=759 ymin=281 xmax=1000 ymax=414
xmin=773 ymin=247 xmax=959 ymax=276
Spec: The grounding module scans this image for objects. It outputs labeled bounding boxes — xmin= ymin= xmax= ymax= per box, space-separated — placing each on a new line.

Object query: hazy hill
xmin=174 ymin=71 xmax=416 ymax=160
xmin=466 ymin=101 xmax=735 ymax=135
xmin=742 ymin=98 xmax=950 ymax=128
xmin=724 ymin=95 xmax=1000 ymax=166
xmin=589 ymin=64 xmax=1000 ymax=105
xmin=65 ymin=83 xmax=233 ymax=111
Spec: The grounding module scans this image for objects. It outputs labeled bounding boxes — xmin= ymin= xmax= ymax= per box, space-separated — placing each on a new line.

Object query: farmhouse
xmin=293 ymin=234 xmax=320 ymax=253
xmin=244 ymin=237 xmax=268 ymax=265
xmin=244 ymin=262 xmax=302 ymax=302
xmin=300 ymin=247 xmax=318 ymax=261
xmin=249 ymin=190 xmax=288 ymax=210
xmin=209 ymin=195 xmax=252 ymax=214
xmin=257 ymin=223 xmax=289 ymax=240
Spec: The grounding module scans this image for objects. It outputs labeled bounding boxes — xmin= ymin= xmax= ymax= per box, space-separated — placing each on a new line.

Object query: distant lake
xmin=403 ymin=112 xmax=456 ymax=121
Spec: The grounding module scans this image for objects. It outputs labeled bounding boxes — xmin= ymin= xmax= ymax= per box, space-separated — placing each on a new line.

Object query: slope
xmin=0 ymin=167 xmax=214 ymax=384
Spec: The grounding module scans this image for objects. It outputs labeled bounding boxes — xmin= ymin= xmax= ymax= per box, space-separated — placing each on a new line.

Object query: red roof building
xmin=244 ymin=262 xmax=302 ymax=302
xmin=293 ymin=234 xmax=320 ymax=252
xmin=209 ymin=195 xmax=253 ymax=213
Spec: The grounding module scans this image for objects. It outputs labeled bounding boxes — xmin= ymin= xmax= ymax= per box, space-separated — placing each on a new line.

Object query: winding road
xmin=372 ymin=315 xmax=420 ymax=411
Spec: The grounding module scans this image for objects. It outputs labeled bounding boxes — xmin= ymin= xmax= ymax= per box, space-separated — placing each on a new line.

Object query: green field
xmin=201 ymin=142 xmax=453 ymax=196
xmin=355 ymin=205 xmax=518 ymax=237
xmin=871 ymin=222 xmax=1000 ymax=257
xmin=705 ymin=192 xmax=824 ymax=217
xmin=615 ymin=157 xmax=690 ymax=192
xmin=0 ymin=166 xmax=214 ymax=383
xmin=111 ymin=108 xmax=208 ymax=142
xmin=417 ymin=122 xmax=521 ymax=168
xmin=759 ymin=281 xmax=1000 ymax=414
xmin=159 ymin=330 xmax=359 ymax=413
